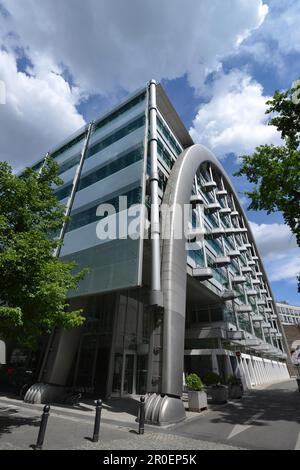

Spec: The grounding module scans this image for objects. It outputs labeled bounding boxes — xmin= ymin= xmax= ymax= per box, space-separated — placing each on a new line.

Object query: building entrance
xmin=72 ymin=332 xmax=111 ymax=396
xmin=112 ymin=350 xmax=137 ymax=396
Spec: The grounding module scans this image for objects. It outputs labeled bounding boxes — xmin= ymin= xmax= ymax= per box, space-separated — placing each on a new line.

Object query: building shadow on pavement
xmin=208 ymin=384 xmax=300 ymax=427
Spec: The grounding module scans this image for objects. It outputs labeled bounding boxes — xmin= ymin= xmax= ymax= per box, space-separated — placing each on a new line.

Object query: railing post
xmin=34 ymin=405 xmax=50 ymax=450
xmin=92 ymin=399 xmax=102 ymax=443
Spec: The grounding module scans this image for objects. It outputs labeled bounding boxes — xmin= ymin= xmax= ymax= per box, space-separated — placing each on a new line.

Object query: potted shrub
xmin=203 ymin=372 xmax=228 ymax=404
xmin=227 ymin=375 xmax=243 ymax=399
xmin=186 ymin=374 xmax=207 ymax=412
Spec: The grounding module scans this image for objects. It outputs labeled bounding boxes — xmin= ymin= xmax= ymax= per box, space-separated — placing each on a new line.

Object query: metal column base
xmin=144 ymin=393 xmax=186 ymax=425
xmin=24 ymin=383 xmax=65 ymax=404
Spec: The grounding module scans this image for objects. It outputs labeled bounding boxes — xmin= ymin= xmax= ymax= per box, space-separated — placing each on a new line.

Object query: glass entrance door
xmin=112 ymin=351 xmax=136 ymax=397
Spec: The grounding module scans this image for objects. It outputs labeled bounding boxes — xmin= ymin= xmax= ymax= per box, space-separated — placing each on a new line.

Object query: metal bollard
xmin=92 ymin=399 xmax=102 ymax=443
xmin=138 ymin=396 xmax=145 ymax=435
xmin=35 ymin=405 xmax=50 ymax=450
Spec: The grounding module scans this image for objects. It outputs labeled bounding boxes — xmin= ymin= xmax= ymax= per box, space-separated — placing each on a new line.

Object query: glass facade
xmin=26 ymin=82 xmax=286 ymax=400
xmin=57 ymin=91 xmax=147 ymax=298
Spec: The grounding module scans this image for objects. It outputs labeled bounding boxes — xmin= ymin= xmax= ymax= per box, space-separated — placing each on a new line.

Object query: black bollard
xmin=92 ymin=399 xmax=102 ymax=443
xmin=35 ymin=405 xmax=50 ymax=450
xmin=138 ymin=396 xmax=145 ymax=435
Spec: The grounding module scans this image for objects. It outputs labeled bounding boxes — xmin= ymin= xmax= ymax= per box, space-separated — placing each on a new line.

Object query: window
xmin=87 ymin=115 xmax=145 ymax=160
xmin=58 ymin=154 xmax=81 ymax=175
xmin=157 ymin=117 xmax=182 ymax=155
xmin=93 ymin=92 xmax=146 ymax=132
xmin=157 ymin=141 xmax=175 ymax=170
xmin=66 ymin=186 xmax=142 ymax=233
xmin=55 ymin=183 xmax=73 ymax=201
xmin=51 ymin=132 xmax=86 ymax=160
xmin=78 ymin=146 xmax=144 ymax=192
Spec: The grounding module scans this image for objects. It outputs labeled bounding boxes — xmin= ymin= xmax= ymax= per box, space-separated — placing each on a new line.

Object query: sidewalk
xmin=0 ymin=396 xmax=240 ymax=450
xmin=0 ymin=393 xmax=200 ymax=429
xmin=1 ymin=379 xmax=298 ymax=450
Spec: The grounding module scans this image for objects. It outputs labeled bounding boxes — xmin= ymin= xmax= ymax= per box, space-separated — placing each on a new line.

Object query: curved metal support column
xmin=161 ymin=144 xmax=226 ymax=398
xmin=144 ymin=143 xmax=289 ymax=424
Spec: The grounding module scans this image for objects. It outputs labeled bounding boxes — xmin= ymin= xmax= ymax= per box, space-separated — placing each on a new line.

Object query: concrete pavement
xmin=0 ymin=379 xmax=299 ymax=450
xmin=168 ymin=379 xmax=300 ymax=450
xmin=0 ymin=399 xmax=240 ymax=450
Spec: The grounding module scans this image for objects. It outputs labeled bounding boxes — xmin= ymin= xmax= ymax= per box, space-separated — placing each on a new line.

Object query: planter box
xmin=188 ymin=390 xmax=208 ymax=412
xmin=228 ymin=384 xmax=243 ymax=399
xmin=211 ymin=385 xmax=228 ymax=404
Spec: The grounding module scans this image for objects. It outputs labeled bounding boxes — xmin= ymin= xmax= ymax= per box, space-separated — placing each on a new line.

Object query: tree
xmin=235 ymin=81 xmax=300 ymax=290
xmin=0 ymin=158 xmax=87 ymax=348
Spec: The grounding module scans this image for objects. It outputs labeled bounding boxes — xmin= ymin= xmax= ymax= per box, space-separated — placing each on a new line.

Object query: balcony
xmin=252 ymin=256 xmax=259 ymax=261
xmin=270 ymin=314 xmax=277 ymax=319
xmin=257 ymin=300 xmax=266 ymax=306
xmin=202 ymin=180 xmax=217 ymax=191
xmin=262 ymin=322 xmax=271 ymax=328
xmin=227 ymin=330 xmax=245 ymax=340
xmin=252 ymin=314 xmax=264 ymax=322
xmin=214 ymin=256 xmax=231 ymax=267
xmin=244 ymin=243 xmax=252 ymax=249
xmin=224 ymin=226 xmax=238 ymax=235
xmin=241 ymin=266 xmax=253 ymax=274
xmin=252 ymin=279 xmax=261 ymax=285
xmin=255 ymin=344 xmax=272 ymax=352
xmin=239 ymin=245 xmax=248 ymax=252
xmin=190 ymin=194 xmax=203 ymax=207
xmin=208 ymin=227 xmax=225 ymax=238
xmin=246 ymin=289 xmax=258 ymax=296
xmin=232 ymin=275 xmax=246 ymax=284
xmin=264 ymin=308 xmax=273 ymax=313
xmin=216 ymin=189 xmax=228 ymax=196
xmin=266 ymin=296 xmax=273 ymax=302
xmin=248 ymin=260 xmax=256 ymax=266
xmin=221 ymin=290 xmax=236 ymax=300
xmin=260 ymin=289 xmax=267 ymax=294
xmin=187 ymin=227 xmax=206 ymax=242
xmin=236 ymin=304 xmax=252 ymax=313
xmin=270 ymin=328 xmax=278 ymax=334
xmin=227 ymin=249 xmax=240 ymax=259
xmin=219 ymin=207 xmax=231 ymax=215
xmin=256 ymin=272 xmax=263 ymax=277
xmin=231 ymin=210 xmax=239 ymax=217
xmin=241 ymin=338 xmax=261 ymax=347
xmin=192 ymin=267 xmax=213 ymax=281
xmin=204 ymin=202 xmax=221 ymax=213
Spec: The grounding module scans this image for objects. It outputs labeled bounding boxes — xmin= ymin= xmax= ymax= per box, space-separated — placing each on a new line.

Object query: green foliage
xmin=185 ymin=373 xmax=206 ymax=392
xmin=234 ymin=81 xmax=300 ymax=290
xmin=226 ymin=375 xmax=241 ymax=386
xmin=202 ymin=372 xmax=222 ymax=386
xmin=0 ymin=158 xmax=87 ymax=347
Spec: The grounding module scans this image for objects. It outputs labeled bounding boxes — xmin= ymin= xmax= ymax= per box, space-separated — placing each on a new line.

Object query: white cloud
xmin=189 ymin=70 xmax=282 ymax=157
xmin=250 ymin=221 xmax=299 ymax=283
xmin=0 ymin=49 xmax=85 ymax=170
xmin=1 ymin=0 xmax=268 ymax=96
xmin=0 ymin=0 xmax=270 ymax=168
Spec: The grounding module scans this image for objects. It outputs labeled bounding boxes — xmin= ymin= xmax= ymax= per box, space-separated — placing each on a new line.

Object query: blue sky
xmin=0 ymin=0 xmax=299 ymax=304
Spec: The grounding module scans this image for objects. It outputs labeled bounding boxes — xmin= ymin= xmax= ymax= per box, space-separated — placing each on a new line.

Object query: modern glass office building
xmin=24 ymin=80 xmax=290 ymax=424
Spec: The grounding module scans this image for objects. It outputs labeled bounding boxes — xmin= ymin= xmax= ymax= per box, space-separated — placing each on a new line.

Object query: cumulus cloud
xmin=0 ymin=0 xmax=270 ymax=168
xmin=0 ymin=49 xmax=85 ymax=170
xmin=247 ymin=0 xmax=300 ymax=56
xmin=1 ymin=0 xmax=268 ymax=95
xmin=189 ymin=70 xmax=282 ymax=157
xmin=250 ymin=221 xmax=299 ymax=283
